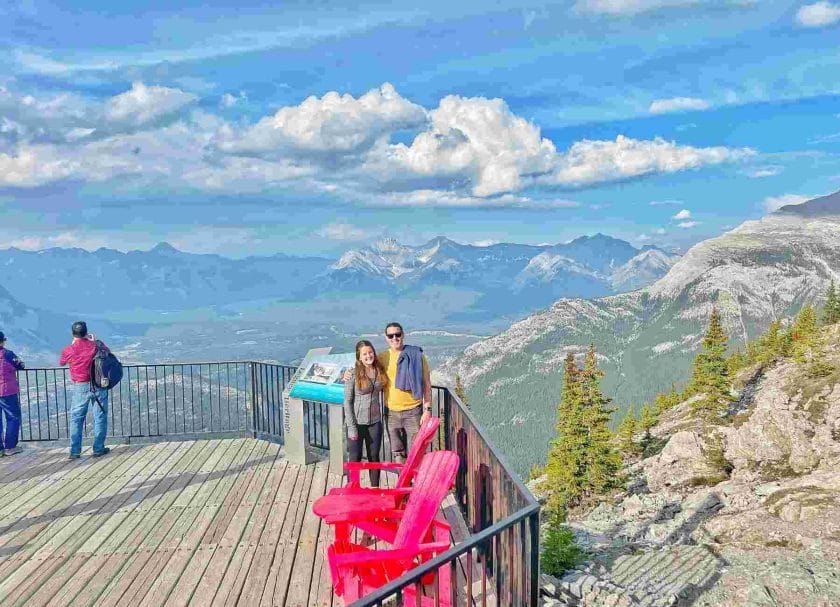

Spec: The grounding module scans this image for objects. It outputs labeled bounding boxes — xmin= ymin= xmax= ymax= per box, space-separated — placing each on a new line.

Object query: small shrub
xmin=688 ymin=473 xmax=729 ymax=487
xmin=806 ymin=360 xmax=836 ymax=378
xmin=541 ymin=514 xmax=586 ymax=577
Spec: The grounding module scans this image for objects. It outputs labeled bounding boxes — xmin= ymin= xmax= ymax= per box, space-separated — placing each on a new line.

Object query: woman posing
xmin=344 ymin=340 xmax=387 ymax=487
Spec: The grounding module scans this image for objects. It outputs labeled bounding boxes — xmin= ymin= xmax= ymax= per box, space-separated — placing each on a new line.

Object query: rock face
xmin=540 ymin=326 xmax=840 ymax=606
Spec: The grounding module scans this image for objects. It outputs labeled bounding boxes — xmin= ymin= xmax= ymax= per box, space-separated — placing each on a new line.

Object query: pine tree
xmin=638 ymin=404 xmax=657 ymax=434
xmin=654 ymin=384 xmax=681 ymax=415
xmin=688 ymin=307 xmax=732 ymax=421
xmin=454 ymin=373 xmax=469 ymax=409
xmin=791 ymin=304 xmax=819 ymax=361
xmin=823 ymin=281 xmax=840 ymax=325
xmin=543 ymin=353 xmax=587 ymax=516
xmin=578 ymin=346 xmax=622 ymax=499
xmin=616 ymin=410 xmax=639 ymax=457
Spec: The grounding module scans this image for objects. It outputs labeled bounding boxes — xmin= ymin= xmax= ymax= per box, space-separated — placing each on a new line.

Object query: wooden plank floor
xmin=0 ymin=439 xmax=486 ymax=607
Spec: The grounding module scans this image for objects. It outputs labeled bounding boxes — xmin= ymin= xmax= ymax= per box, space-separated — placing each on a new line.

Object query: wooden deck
xmin=0 ymin=439 xmax=342 ymax=606
xmin=0 ymin=438 xmax=493 ymax=607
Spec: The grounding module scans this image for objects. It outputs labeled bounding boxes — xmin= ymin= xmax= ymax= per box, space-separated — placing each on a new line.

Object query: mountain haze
xmin=444 ymin=191 xmax=840 ymax=474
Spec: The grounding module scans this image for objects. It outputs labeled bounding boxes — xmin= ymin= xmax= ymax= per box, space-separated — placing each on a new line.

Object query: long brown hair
xmin=354 ymin=340 xmax=387 ymax=391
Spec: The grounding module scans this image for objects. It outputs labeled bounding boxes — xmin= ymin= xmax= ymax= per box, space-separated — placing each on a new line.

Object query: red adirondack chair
xmin=326 ymin=450 xmax=458 ymax=606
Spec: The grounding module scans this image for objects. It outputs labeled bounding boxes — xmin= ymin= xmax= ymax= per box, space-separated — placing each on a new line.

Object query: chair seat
xmin=312 ymin=492 xmax=395 ymax=520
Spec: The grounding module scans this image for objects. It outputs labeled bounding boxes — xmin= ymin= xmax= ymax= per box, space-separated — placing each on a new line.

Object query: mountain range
xmin=442 ymin=190 xmax=840 ymax=475
xmin=0 ymin=234 xmax=677 ymax=323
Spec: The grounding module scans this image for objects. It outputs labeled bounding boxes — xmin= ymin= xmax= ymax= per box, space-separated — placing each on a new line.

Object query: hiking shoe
xmin=4 ymin=447 xmax=22 ymax=456
xmin=92 ymin=447 xmax=111 ymax=458
xmin=68 ymin=453 xmax=81 ymax=460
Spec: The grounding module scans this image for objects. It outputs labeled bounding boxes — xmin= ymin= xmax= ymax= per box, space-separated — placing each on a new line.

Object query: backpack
xmin=90 ymin=340 xmax=123 ymax=390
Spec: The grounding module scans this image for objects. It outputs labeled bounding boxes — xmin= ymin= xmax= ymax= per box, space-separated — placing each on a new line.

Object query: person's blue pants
xmin=69 ymin=383 xmax=109 ymax=456
xmin=0 ymin=393 xmax=21 ymax=450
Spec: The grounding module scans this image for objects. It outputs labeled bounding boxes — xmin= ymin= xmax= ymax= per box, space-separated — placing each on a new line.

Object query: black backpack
xmin=90 ymin=340 xmax=123 ymax=390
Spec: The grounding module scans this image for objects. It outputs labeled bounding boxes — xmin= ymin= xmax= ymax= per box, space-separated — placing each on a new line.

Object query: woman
xmin=344 ymin=339 xmax=387 ymax=487
xmin=0 ymin=331 xmax=25 ymax=456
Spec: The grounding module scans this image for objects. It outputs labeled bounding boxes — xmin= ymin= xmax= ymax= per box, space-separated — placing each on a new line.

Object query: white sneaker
xmin=4 ymin=447 xmax=22 ymax=456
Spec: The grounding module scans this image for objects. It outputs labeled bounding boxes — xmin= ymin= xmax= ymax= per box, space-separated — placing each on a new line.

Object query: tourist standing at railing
xmin=344 ymin=340 xmax=387 ymax=487
xmin=0 ymin=331 xmax=25 ymax=456
xmin=379 ymin=322 xmax=432 ymax=464
xmin=59 ymin=321 xmax=110 ymax=460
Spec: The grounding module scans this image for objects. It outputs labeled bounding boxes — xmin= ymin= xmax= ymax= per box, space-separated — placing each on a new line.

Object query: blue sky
xmin=1 ymin=0 xmax=839 ymax=257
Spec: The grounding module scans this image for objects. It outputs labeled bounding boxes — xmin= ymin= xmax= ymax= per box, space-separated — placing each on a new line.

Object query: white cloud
xmin=575 ymin=0 xmax=701 ymax=15
xmin=548 ymin=135 xmax=754 ymax=188
xmin=221 ymin=82 xmax=427 ymax=157
xmin=744 ymin=165 xmax=782 ymax=178
xmin=637 ymin=233 xmax=651 ymax=241
xmin=375 ymin=94 xmax=556 ymax=197
xmin=0 ymin=146 xmax=79 ymax=187
xmin=316 ymin=222 xmax=373 ymax=241
xmin=0 ymin=231 xmax=111 ymax=251
xmin=649 ymin=97 xmax=710 ymax=114
xmin=472 ymin=239 xmax=500 ymax=247
xmin=763 ymin=193 xmax=810 ymax=213
xmin=672 ymin=209 xmax=692 ymax=220
xmin=221 ymin=91 xmax=247 ymax=108
xmin=649 ymin=199 xmax=682 ymax=206
xmin=677 ymin=220 xmax=700 ymax=228
xmin=653 ymin=227 xmax=667 ymax=235
xmin=107 ymin=82 xmax=197 ymax=127
xmin=796 ymin=2 xmax=840 ymax=27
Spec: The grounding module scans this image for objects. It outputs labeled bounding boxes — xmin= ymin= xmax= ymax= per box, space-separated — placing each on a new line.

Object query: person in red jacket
xmin=0 ymin=331 xmax=25 ymax=456
xmin=59 ymin=321 xmax=110 ymax=459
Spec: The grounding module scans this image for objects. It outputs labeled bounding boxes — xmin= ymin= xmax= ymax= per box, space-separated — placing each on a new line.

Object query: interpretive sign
xmin=288 ymin=351 xmax=356 ymax=404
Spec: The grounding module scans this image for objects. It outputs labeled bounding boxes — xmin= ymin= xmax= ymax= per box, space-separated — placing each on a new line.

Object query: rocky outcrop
xmin=540 ymin=329 xmax=840 ymax=606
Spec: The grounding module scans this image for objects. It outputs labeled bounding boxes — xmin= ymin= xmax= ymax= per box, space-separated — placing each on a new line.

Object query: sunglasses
xmin=385 ymin=332 xmax=403 ymax=339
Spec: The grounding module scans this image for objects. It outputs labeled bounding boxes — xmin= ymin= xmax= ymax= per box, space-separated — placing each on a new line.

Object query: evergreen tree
xmin=638 ymin=404 xmax=657 ymax=434
xmin=616 ymin=410 xmax=639 ymax=457
xmin=823 ymin=281 xmax=840 ymax=325
xmin=543 ymin=353 xmax=587 ymax=516
xmin=578 ymin=346 xmax=622 ymax=497
xmin=654 ymin=384 xmax=681 ymax=415
xmin=453 ymin=373 xmax=469 ymax=409
xmin=688 ymin=307 xmax=732 ymax=421
xmin=790 ymin=304 xmax=819 ymax=361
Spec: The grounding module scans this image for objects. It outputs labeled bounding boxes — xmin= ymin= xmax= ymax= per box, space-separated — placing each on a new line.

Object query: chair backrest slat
xmin=393 ymin=450 xmax=458 ymax=548
xmin=395 ymin=416 xmax=441 ymax=489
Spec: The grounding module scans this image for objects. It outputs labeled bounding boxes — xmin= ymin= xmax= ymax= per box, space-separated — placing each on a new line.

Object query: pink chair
xmin=325 ymin=450 xmax=458 ymax=606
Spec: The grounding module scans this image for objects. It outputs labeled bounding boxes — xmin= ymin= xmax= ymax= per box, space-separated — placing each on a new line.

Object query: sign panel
xmin=288 ymin=352 xmax=356 ymax=405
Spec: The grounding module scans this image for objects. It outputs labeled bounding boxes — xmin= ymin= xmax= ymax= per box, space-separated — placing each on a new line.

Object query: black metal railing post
xmin=249 ymin=361 xmax=258 ymax=437
xmin=529 ymin=509 xmax=540 ymax=607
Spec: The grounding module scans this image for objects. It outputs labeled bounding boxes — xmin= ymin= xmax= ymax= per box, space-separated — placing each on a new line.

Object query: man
xmin=378 ymin=322 xmax=432 ymax=463
xmin=59 ymin=321 xmax=110 ymax=459
xmin=0 ymin=331 xmax=25 ymax=456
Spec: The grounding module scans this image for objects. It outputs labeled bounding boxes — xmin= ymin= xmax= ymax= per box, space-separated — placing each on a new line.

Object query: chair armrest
xmin=324 ymin=508 xmax=403 ymax=525
xmin=332 ymin=541 xmax=451 ymax=567
xmin=344 ymin=461 xmax=404 ymax=472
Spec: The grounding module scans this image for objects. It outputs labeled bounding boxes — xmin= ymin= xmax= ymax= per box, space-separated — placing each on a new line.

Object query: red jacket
xmin=59 ymin=338 xmax=100 ymax=383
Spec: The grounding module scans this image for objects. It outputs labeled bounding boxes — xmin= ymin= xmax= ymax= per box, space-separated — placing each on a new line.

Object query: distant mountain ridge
xmin=327 ymin=234 xmax=680 ymax=318
xmin=443 ymin=190 xmax=840 ymax=474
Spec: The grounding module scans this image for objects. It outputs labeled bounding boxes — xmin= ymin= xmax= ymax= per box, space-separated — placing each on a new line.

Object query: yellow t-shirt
xmin=378 ymin=349 xmax=429 ymax=412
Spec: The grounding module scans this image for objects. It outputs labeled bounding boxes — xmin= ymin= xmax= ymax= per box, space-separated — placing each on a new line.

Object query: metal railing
xmin=14 ymin=362 xmax=540 ymax=606
xmin=16 ymin=362 xmax=296 ymax=442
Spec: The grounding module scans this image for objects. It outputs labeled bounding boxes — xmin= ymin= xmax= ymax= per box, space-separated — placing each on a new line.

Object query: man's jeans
xmin=0 ymin=393 xmax=21 ymax=450
xmin=385 ymin=405 xmax=422 ymax=464
xmin=69 ymin=382 xmax=109 ymax=456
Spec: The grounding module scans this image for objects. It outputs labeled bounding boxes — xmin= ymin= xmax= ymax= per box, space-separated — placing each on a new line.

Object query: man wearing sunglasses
xmin=379 ymin=322 xmax=432 ymax=463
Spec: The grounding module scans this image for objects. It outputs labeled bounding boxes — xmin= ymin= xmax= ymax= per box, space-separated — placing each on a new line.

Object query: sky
xmin=1 ymin=0 xmax=839 ymax=258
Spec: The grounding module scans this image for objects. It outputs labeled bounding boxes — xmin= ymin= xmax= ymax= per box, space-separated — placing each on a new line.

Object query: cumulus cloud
xmin=672 ymin=209 xmax=692 ymax=220
xmin=316 ymin=222 xmax=373 ymax=241
xmin=221 ymin=82 xmax=427 ymax=158
xmin=649 ymin=97 xmax=711 ymax=114
xmin=653 ymin=227 xmax=667 ymax=235
xmin=221 ymin=92 xmax=247 ymax=108
xmin=548 ymin=135 xmax=753 ymax=187
xmin=796 ymin=2 xmax=840 ymax=27
xmin=107 ymin=82 xmax=197 ymax=127
xmin=0 ymin=81 xmax=757 ymax=208
xmin=763 ymin=193 xmax=810 ymax=213
xmin=678 ymin=221 xmax=700 ymax=228
xmin=366 ymin=94 xmax=556 ymax=197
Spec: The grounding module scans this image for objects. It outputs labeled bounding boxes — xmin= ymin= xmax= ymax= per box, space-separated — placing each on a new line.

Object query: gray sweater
xmin=344 ymin=368 xmax=384 ymax=435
